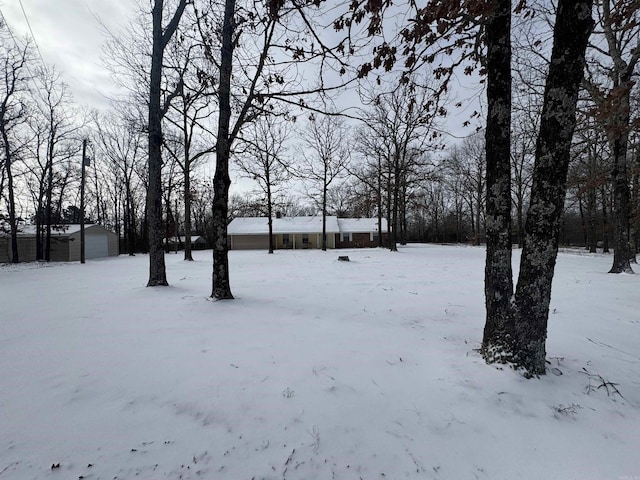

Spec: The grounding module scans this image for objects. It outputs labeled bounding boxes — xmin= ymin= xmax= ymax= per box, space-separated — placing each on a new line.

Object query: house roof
xmin=228 ymin=216 xmax=341 ymax=235
xmin=17 ymin=224 xmax=111 ymax=236
xmin=337 ymin=218 xmax=388 ymax=233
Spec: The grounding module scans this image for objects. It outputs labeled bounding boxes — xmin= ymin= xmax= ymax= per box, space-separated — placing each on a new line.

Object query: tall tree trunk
xmin=183 ymin=134 xmax=193 ymax=261
xmin=386 ymin=163 xmax=393 ymax=248
xmin=2 ymin=130 xmax=19 ymax=263
xmin=585 ymin=140 xmax=598 ymax=253
xmin=147 ymin=0 xmax=169 ymax=285
xmin=389 ymin=162 xmax=400 ymax=251
xmin=600 ymin=186 xmax=610 ymax=252
xmin=36 ymin=212 xmax=43 ymax=260
xmin=516 ymin=194 xmax=525 ymax=248
xmin=475 ymin=177 xmax=483 ymax=246
xmin=322 ymin=172 xmax=327 ymax=251
xmin=400 ymin=173 xmax=407 ymax=245
xmin=165 ymin=193 xmax=173 ymax=254
xmin=608 ymin=90 xmax=633 ymax=272
xmin=267 ymin=176 xmax=274 ymax=254
xmin=469 ymin=198 xmax=477 ymax=243
xmin=587 ymin=182 xmax=597 ymax=253
xmin=211 ymin=0 xmax=236 ymax=300
xmin=481 ymin=0 xmax=514 ymax=362
xmin=127 ymin=187 xmax=136 ymax=255
xmin=124 ymin=204 xmax=130 ymax=254
xmin=578 ymin=194 xmax=587 ymax=247
xmin=377 ymin=157 xmax=384 ymax=247
xmin=45 ymin=160 xmax=53 ymax=261
xmin=184 ymin=164 xmax=193 ymax=260
xmin=146 ymin=0 xmax=187 ymax=285
xmin=514 ymin=0 xmax=593 ymax=376
xmin=632 ymin=147 xmax=639 ymax=259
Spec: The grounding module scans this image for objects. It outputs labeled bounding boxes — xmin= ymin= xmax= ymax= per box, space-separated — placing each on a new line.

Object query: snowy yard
xmin=1 ymin=244 xmax=639 ymax=480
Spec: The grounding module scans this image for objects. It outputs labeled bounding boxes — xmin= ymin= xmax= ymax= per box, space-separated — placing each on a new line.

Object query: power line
xmin=18 ymin=0 xmax=47 ymax=66
xmin=0 ymin=6 xmax=53 ymax=116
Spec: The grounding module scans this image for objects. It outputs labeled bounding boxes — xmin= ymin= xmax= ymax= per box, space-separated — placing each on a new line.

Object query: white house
xmin=227 ymin=216 xmax=387 ymax=250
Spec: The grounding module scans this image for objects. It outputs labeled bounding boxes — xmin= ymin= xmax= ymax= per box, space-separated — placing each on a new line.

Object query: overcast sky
xmin=1 ymin=0 xmax=132 ymax=110
xmin=0 ymin=0 xmax=481 ymax=141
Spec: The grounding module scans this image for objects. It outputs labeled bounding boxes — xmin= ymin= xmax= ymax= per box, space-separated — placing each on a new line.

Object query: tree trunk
xmin=600 ymin=186 xmax=610 ymax=252
xmin=377 ymin=159 xmax=384 ymax=247
xmin=45 ymin=159 xmax=53 ymax=262
xmin=2 ymin=130 xmax=19 ymax=263
xmin=476 ymin=178 xmax=483 ymax=246
xmin=165 ymin=193 xmax=173 ymax=253
xmin=578 ymin=194 xmax=587 ymax=247
xmin=184 ymin=165 xmax=194 ymax=261
xmin=513 ymin=0 xmax=593 ymax=376
xmin=481 ymin=0 xmax=514 ymax=362
xmin=608 ymin=90 xmax=633 ymax=273
xmin=587 ymin=184 xmax=597 ymax=253
xmin=322 ymin=172 xmax=327 ymax=251
xmin=36 ymin=212 xmax=43 ymax=260
xmin=211 ymin=0 xmax=236 ymax=300
xmin=127 ymin=186 xmax=136 ymax=255
xmin=386 ymin=162 xmax=393 ymax=249
xmin=146 ymin=0 xmax=187 ymax=283
xmin=389 ymin=163 xmax=400 ymax=252
xmin=632 ymin=147 xmax=639 ymax=259
xmin=147 ymin=0 xmax=169 ymax=286
xmin=267 ymin=175 xmax=274 ymax=254
xmin=517 ymin=202 xmax=525 ymax=249
xmin=400 ymin=173 xmax=407 ymax=245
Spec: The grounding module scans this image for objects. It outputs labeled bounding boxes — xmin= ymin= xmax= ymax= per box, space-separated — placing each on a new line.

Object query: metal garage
xmin=1 ymin=224 xmax=119 ymax=263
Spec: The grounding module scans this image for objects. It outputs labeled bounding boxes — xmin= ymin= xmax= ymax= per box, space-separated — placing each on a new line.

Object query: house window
xmin=282 ymin=234 xmax=289 ymax=245
xmin=302 ymin=234 xmax=309 ymax=245
xmin=371 ymin=232 xmax=379 ymax=242
xmin=342 ymin=233 xmax=351 ymax=242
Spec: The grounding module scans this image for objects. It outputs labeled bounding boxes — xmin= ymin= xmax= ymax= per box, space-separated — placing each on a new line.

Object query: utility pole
xmin=81 ymin=139 xmax=88 ymax=263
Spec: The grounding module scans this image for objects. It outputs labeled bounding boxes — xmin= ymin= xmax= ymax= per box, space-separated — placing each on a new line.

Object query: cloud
xmin=1 ymin=0 xmax=130 ymax=108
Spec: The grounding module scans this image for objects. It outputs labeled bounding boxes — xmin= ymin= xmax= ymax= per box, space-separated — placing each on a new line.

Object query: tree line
xmin=1 ymin=0 xmax=638 ymax=375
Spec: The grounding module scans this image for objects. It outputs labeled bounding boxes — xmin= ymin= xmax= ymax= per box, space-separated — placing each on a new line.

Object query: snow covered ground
xmin=1 ymin=244 xmax=639 ymax=480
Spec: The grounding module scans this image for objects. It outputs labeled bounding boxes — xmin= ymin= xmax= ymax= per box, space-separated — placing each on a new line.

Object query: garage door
xmin=231 ymin=235 xmax=269 ymax=250
xmin=85 ymin=235 xmax=109 ymax=259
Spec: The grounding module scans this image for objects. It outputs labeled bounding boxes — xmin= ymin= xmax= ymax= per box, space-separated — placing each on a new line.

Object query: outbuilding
xmin=0 ymin=224 xmax=119 ymax=263
xmin=164 ymin=235 xmax=209 ymax=250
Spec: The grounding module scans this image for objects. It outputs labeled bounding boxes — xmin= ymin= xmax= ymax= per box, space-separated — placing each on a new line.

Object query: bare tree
xmin=584 ymin=0 xmax=639 ymax=273
xmin=511 ymin=106 xmax=537 ymax=248
xmin=296 ymin=114 xmax=349 ymax=251
xmin=162 ymin=12 xmax=217 ymax=261
xmin=201 ymin=0 xmax=352 ymax=299
xmin=30 ymin=67 xmax=84 ymax=261
xmin=0 ymin=24 xmax=32 ymax=263
xmin=443 ymin=134 xmax=486 ymax=245
xmin=236 ymin=115 xmax=291 ymax=253
xmin=568 ymin=113 xmax=610 ymax=253
xmin=147 ymin=0 xmax=189 ymax=286
xmin=93 ymin=112 xmax=146 ymax=255
xmin=357 ymin=81 xmax=435 ymax=251
xmin=351 ymin=127 xmax=387 ymax=247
